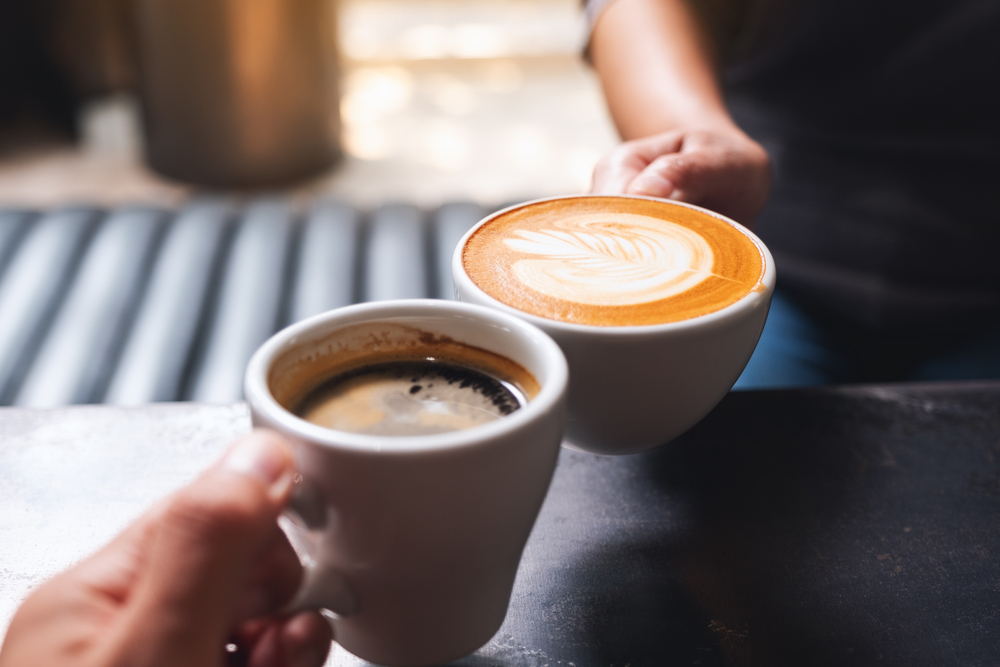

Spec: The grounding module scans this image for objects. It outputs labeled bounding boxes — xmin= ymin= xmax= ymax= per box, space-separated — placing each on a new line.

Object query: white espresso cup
xmin=453 ymin=195 xmax=775 ymax=455
xmin=244 ymin=300 xmax=567 ymax=666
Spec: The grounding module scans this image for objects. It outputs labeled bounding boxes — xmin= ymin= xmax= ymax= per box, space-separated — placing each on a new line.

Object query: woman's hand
xmin=0 ymin=430 xmax=333 ymax=667
xmin=587 ymin=0 xmax=773 ymax=226
xmin=591 ymin=127 xmax=772 ymax=226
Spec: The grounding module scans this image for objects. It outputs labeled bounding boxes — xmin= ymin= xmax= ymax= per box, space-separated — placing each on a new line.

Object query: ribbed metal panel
xmin=363 ymin=203 xmax=429 ymax=302
xmin=0 ymin=199 xmax=493 ymax=406
xmin=15 ymin=207 xmax=165 ymax=407
xmin=104 ymin=200 xmax=233 ymax=405
xmin=432 ymin=202 xmax=484 ymax=300
xmin=289 ymin=201 xmax=360 ymax=323
xmin=188 ymin=200 xmax=295 ymax=404
xmin=0 ymin=208 xmax=98 ymax=403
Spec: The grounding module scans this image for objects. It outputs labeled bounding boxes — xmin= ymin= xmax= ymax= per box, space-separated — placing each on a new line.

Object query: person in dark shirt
xmin=587 ymin=0 xmax=1000 ymax=387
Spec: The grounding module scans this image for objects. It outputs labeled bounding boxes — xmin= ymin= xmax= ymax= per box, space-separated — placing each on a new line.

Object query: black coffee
xmin=294 ymin=360 xmax=525 ymax=436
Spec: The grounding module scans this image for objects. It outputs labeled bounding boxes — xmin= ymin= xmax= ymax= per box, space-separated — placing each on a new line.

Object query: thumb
xmin=591 ymin=132 xmax=684 ymax=195
xmin=112 ymin=430 xmax=296 ymax=665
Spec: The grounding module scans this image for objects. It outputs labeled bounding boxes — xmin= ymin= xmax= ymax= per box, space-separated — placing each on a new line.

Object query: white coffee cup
xmin=244 ymin=300 xmax=568 ymax=666
xmin=453 ymin=195 xmax=775 ymax=455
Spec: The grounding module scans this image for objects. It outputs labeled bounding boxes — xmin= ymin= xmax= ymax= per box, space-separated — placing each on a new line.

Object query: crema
xmin=294 ymin=360 xmax=525 ymax=436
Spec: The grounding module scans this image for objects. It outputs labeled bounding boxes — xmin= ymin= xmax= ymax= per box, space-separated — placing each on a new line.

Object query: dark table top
xmin=2 ymin=382 xmax=999 ymax=666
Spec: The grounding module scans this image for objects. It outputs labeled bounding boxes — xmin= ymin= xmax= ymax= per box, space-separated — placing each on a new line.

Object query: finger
xmin=662 ymin=131 xmax=772 ymax=223
xmin=591 ymin=149 xmax=645 ymax=194
xmin=591 ymin=132 xmax=683 ymax=194
xmin=628 ymin=140 xmax=744 ymax=211
xmin=66 ymin=497 xmax=171 ymax=605
xmin=625 ymin=154 xmax=678 ymax=198
xmin=0 ymin=497 xmax=175 ymax=665
xmin=231 ymin=524 xmax=303 ymax=622
xmin=245 ymin=613 xmax=333 ymax=667
xmin=66 ymin=484 xmax=299 ymax=618
xmin=279 ymin=612 xmax=334 ymax=667
xmin=625 ymin=131 xmax=686 ymax=163
xmin=109 ymin=430 xmax=296 ymax=664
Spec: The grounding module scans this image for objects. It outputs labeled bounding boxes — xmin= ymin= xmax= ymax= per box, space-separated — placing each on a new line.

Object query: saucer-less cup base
xmin=542 ymin=298 xmax=771 ymax=453
xmin=244 ymin=300 xmax=568 ymax=666
xmin=453 ymin=195 xmax=776 ymax=455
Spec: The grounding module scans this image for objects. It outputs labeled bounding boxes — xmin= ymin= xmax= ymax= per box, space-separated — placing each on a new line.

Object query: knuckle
xmin=680 ymin=130 xmax=716 ymax=150
xmin=657 ymin=155 xmax=703 ymax=189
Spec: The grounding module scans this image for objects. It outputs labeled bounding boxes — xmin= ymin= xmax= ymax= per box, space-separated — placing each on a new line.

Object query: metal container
xmin=134 ymin=0 xmax=338 ymax=187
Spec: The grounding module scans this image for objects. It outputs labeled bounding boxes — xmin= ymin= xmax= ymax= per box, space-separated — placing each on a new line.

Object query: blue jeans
xmin=733 ymin=289 xmax=1000 ymax=389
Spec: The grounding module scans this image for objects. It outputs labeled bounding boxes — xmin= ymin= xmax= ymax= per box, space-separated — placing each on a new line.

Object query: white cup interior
xmin=244 ymin=299 xmax=568 ymax=453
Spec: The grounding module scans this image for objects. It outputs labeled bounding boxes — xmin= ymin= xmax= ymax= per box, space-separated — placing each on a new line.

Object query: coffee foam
xmin=462 ymin=197 xmax=765 ymax=326
xmin=268 ymin=321 xmax=540 ymax=420
xmin=295 ymin=361 xmax=523 ymax=436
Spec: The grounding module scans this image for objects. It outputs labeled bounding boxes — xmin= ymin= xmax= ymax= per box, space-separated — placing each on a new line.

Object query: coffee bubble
xmin=295 ymin=360 xmax=525 ymax=436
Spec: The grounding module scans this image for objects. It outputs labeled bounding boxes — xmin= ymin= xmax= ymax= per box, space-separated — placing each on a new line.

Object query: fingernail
xmin=223 ymin=433 xmax=291 ymax=487
xmin=628 ymin=174 xmax=673 ymax=198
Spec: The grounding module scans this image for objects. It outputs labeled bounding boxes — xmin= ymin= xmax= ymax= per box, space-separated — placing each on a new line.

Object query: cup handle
xmin=282 ymin=475 xmax=359 ymax=616
xmin=285 ymin=560 xmax=357 ymax=615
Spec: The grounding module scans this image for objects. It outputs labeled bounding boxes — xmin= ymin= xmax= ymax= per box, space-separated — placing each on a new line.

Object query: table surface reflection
xmin=2 ymin=382 xmax=999 ymax=666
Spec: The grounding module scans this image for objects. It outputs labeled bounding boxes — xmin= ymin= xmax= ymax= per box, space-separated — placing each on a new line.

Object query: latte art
xmin=503 ymin=212 xmax=715 ymax=307
xmin=462 ymin=197 xmax=765 ymax=326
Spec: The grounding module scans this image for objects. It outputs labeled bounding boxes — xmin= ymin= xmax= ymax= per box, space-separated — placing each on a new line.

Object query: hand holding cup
xmin=454 ymin=195 xmax=775 ymax=454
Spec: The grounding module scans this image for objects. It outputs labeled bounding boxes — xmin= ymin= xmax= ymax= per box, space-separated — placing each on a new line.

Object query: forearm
xmin=590 ymin=0 xmax=737 ymax=139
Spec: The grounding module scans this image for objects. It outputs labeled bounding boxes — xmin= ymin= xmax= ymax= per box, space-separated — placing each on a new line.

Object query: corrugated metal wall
xmin=0 ymin=199 xmax=489 ymax=406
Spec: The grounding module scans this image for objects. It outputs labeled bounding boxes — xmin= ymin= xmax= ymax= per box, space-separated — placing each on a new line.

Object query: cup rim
xmin=244 ymin=299 xmax=568 ymax=454
xmin=452 ymin=194 xmax=776 ymax=337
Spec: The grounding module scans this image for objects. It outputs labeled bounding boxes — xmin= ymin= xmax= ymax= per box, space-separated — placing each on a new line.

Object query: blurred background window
xmin=0 ymin=0 xmax=619 ymax=208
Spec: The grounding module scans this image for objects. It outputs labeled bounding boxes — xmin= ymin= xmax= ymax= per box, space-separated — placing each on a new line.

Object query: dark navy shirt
xmin=724 ymin=0 xmax=1000 ymax=333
